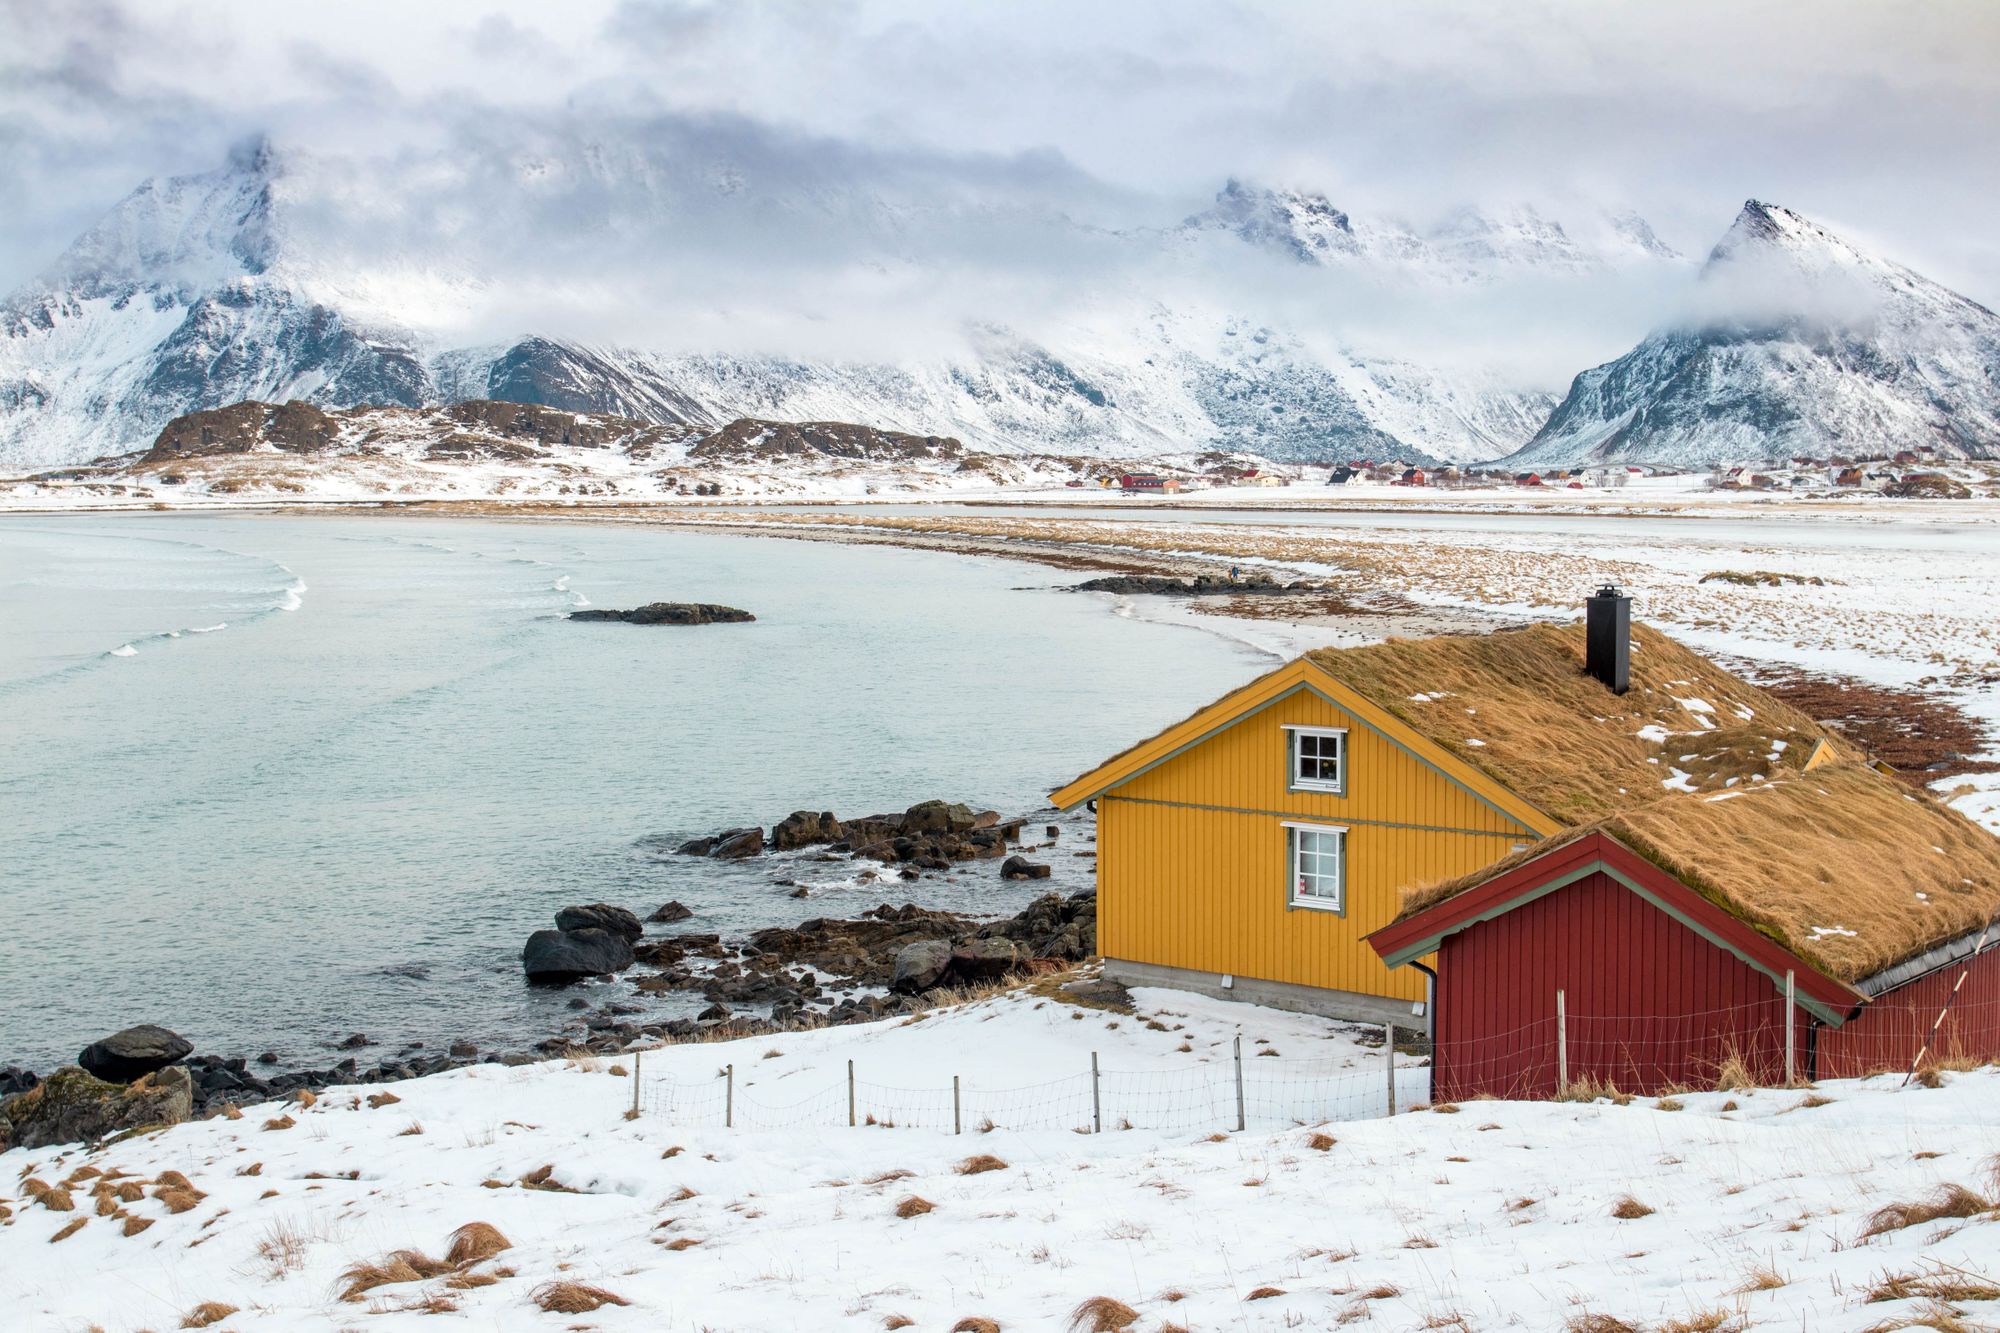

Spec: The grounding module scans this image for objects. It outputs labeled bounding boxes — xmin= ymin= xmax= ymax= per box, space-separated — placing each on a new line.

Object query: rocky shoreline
xmin=0 ymin=797 xmax=1095 ymax=1150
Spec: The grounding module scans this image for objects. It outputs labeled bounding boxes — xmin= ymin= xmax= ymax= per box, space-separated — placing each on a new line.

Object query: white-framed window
xmin=1284 ymin=822 xmax=1346 ymax=913
xmin=1285 ymin=725 xmax=1347 ymax=794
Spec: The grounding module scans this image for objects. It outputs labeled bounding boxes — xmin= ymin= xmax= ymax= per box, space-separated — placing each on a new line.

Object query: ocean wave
xmin=108 ymin=643 xmax=137 ymax=658
xmin=277 ymin=577 xmax=306 ymax=611
xmin=189 ymin=623 xmax=228 ymax=634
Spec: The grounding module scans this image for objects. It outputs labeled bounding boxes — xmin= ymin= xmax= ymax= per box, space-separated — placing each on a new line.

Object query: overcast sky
xmin=5 ymin=0 xmax=1998 ymax=310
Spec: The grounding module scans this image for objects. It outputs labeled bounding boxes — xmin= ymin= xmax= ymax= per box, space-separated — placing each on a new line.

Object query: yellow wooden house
xmin=1049 ymin=595 xmax=1841 ymax=1026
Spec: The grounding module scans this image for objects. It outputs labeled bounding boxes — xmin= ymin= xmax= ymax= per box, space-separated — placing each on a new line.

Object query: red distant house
xmin=1514 ymin=472 xmax=1543 ymax=487
xmin=1398 ymin=467 xmax=1427 ymax=487
xmin=1894 ymin=450 xmax=1919 ymax=465
xmin=1118 ymin=473 xmax=1182 ymax=495
xmin=1835 ymin=467 xmax=1865 ymax=487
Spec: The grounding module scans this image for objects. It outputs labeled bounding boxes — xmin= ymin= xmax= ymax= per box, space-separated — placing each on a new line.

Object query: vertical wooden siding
xmin=1434 ymin=871 xmax=1796 ymax=1099
xmin=1099 ymin=687 xmax=1533 ymax=1002
xmin=1817 ymin=947 xmax=2000 ymax=1078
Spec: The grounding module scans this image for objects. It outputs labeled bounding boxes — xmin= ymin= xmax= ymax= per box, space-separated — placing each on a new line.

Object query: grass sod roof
xmin=1398 ymin=762 xmax=2000 ymax=984
xmin=1303 ymin=622 xmax=1846 ymax=823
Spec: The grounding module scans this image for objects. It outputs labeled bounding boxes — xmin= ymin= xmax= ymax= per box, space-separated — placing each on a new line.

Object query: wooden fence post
xmin=953 ymin=1075 xmax=961 ymax=1135
xmin=1556 ymin=989 xmax=1568 ymax=1091
xmin=847 ymin=1059 xmax=856 ymax=1127
xmin=630 ymin=1050 xmax=642 ymax=1118
xmin=1385 ymin=1022 xmax=1396 ymax=1115
xmin=1784 ymin=971 xmax=1797 ymax=1085
xmin=1233 ymin=1036 xmax=1246 ymax=1132
xmin=725 ymin=1063 xmax=734 ymax=1129
xmin=1091 ymin=1051 xmax=1102 ymax=1134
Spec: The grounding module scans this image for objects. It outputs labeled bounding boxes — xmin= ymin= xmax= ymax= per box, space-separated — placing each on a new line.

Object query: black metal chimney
xmin=1586 ymin=585 xmax=1630 ymax=694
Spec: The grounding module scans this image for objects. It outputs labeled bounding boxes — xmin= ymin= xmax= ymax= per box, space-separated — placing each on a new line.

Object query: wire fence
xmin=630 ymin=1033 xmax=1430 ymax=1134
xmin=625 ymin=963 xmax=2000 ymax=1133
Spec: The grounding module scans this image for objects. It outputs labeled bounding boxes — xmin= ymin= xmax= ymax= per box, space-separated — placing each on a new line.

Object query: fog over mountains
xmin=3 ymin=130 xmax=1997 ymax=471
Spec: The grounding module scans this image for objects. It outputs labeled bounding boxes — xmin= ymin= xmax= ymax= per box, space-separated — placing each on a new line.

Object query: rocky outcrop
xmin=678 ymin=827 xmax=765 ymax=858
xmin=1001 ymin=855 xmax=1052 ymax=880
xmin=649 ymin=900 xmax=695 ymax=923
xmin=568 ymin=603 xmax=755 ymax=625
xmin=522 ymin=925 xmax=637 ymax=984
xmin=771 ymin=810 xmax=843 ymax=850
xmin=1072 ymin=573 xmax=1323 ymax=596
xmin=890 ymin=940 xmax=954 ymax=994
xmin=554 ymin=903 xmax=644 ymax=941
xmin=77 ymin=1024 xmax=193 ymax=1083
xmin=2 ymin=1065 xmax=194 ymax=1149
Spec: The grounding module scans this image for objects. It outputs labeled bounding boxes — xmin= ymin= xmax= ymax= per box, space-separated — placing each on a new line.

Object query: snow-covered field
xmin=6 ymin=983 xmax=1999 ymax=1332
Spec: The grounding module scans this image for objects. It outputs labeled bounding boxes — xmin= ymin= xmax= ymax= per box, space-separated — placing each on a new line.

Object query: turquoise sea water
xmin=0 ymin=514 xmax=1264 ymax=1070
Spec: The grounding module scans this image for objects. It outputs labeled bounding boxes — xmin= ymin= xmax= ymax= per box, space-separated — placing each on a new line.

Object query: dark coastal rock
xmin=522 ymin=927 xmax=636 ymax=983
xmin=568 ymin=603 xmax=755 ymax=625
xmin=77 ymin=1024 xmax=193 ymax=1083
xmin=0 ymin=1066 xmax=40 ymax=1101
xmin=336 ymin=1032 xmax=373 ymax=1050
xmin=555 ymin=903 xmax=645 ymax=941
xmin=950 ymin=938 xmax=1019 ymax=982
xmin=890 ymin=940 xmax=954 ymax=994
xmin=649 ymin=900 xmax=695 ymax=923
xmin=771 ymin=810 xmax=842 ymax=850
xmin=1071 ymin=573 xmax=1319 ymax=597
xmin=678 ymin=827 xmax=764 ymax=858
xmin=1002 ymin=855 xmax=1052 ymax=880
xmin=2 ymin=1064 xmax=194 ymax=1149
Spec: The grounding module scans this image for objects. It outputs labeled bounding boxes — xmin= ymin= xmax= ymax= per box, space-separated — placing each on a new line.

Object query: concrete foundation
xmin=1102 ymin=957 xmax=1427 ymax=1030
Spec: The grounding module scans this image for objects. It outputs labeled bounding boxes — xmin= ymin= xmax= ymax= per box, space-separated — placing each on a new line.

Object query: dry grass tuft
xmin=894 ymin=1195 xmax=936 ymax=1219
xmin=34 ymin=1186 xmax=75 ymax=1212
xmin=262 ymin=1114 xmax=295 ymax=1132
xmin=1861 ymin=1183 xmax=1992 ymax=1238
xmin=1867 ymin=1262 xmax=2000 ymax=1304
xmin=444 ymin=1221 xmax=512 ymax=1266
xmin=1564 ymin=1315 xmax=1640 ymax=1333
xmin=155 ymin=1171 xmax=193 ymax=1190
xmin=1656 ymin=1311 xmax=1745 ymax=1333
xmin=1306 ymin=1131 xmax=1337 ymax=1151
xmin=365 ymin=1091 xmax=401 ymax=1109
xmin=949 ymin=1319 xmax=1001 ymax=1333
xmin=179 ymin=1303 xmax=240 ymax=1329
xmin=156 ymin=1186 xmax=203 ymax=1214
xmin=1731 ymin=1263 xmax=1788 ymax=1294
xmin=115 ymin=1181 xmax=147 ymax=1203
xmin=49 ymin=1218 xmax=87 ymax=1242
xmin=883 ymin=1317 xmax=915 ymax=1331
xmin=1359 ymin=1285 xmax=1400 ymax=1301
xmin=662 ymin=1237 xmax=701 ymax=1251
xmin=518 ymin=1164 xmax=579 ymax=1193
xmin=1610 ymin=1195 xmax=1656 ymax=1220
xmin=338 ymin=1249 xmax=452 ymax=1301
xmin=444 ymin=1270 xmax=502 ymax=1291
xmin=957 ymin=1154 xmax=1009 ymax=1176
xmin=1245 ymin=1286 xmax=1285 ymax=1300
xmin=123 ymin=1215 xmax=155 ymax=1237
xmin=1067 ymin=1296 xmax=1140 ymax=1331
xmin=863 ymin=1168 xmax=914 ymax=1185
xmin=531 ymin=1281 xmax=630 ymax=1314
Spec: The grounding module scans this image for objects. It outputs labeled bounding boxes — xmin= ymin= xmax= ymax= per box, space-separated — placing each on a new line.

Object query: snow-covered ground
xmin=6 ymin=983 xmax=1998 ymax=1331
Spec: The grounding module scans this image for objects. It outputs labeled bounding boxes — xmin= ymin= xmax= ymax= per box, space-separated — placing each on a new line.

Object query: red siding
xmin=1434 ymin=871 xmax=1801 ymax=1099
xmin=1818 ymin=946 xmax=2000 ymax=1078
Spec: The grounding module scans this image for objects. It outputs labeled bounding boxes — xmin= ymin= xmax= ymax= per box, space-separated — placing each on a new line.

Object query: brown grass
xmin=1317 ymin=622 xmax=1831 ymax=826
xmin=531 ymin=1281 xmax=629 ymax=1314
xmin=123 ymin=1215 xmax=155 ymax=1237
xmin=179 ymin=1303 xmax=239 ymax=1329
xmin=365 ymin=1091 xmax=401 ymax=1108
xmin=863 ymin=1169 xmax=914 ymax=1185
xmin=1610 ymin=1195 xmax=1656 ymax=1220
xmin=1564 ymin=1316 xmax=1640 ymax=1333
xmin=1307 ymin=1131 xmax=1337 ymax=1151
xmin=950 ymin=1319 xmax=1001 ymax=1333
xmin=50 ymin=1218 xmax=86 ymax=1242
xmin=1731 ymin=1263 xmax=1788 ymax=1293
xmin=894 ymin=1195 xmax=935 ymax=1218
xmin=1861 ymin=1183 xmax=1993 ymax=1238
xmin=34 ymin=1186 xmax=75 ymax=1212
xmin=884 ymin=1318 xmax=915 ymax=1330
xmin=661 ymin=1237 xmax=701 ymax=1251
xmin=156 ymin=1186 xmax=203 ymax=1214
xmin=338 ymin=1249 xmax=453 ymax=1301
xmin=443 ymin=1221 xmax=512 ymax=1265
xmin=262 ymin=1114 xmax=295 ymax=1131
xmin=1358 ymin=1285 xmax=1400 ymax=1300
xmin=1742 ymin=659 xmax=1999 ymax=782
xmin=1068 ymin=1296 xmax=1139 ymax=1330
xmin=957 ymin=1154 xmax=1009 ymax=1175
xmin=1867 ymin=1262 xmax=2000 ymax=1304
xmin=1656 ymin=1312 xmax=1745 ymax=1333
xmin=1245 ymin=1286 xmax=1285 ymax=1300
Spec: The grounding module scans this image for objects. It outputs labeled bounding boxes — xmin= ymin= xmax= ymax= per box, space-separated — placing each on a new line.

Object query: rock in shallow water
xmin=522 ymin=926 xmax=637 ymax=983
xmin=77 ymin=1023 xmax=193 ymax=1083
xmin=568 ymin=603 xmax=755 ymax=625
xmin=649 ymin=900 xmax=695 ymax=923
xmin=554 ymin=903 xmax=645 ymax=940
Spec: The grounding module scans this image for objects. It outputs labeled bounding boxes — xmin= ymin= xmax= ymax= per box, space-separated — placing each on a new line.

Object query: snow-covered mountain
xmin=0 ymin=141 xmax=1678 ymax=469
xmin=1507 ymin=201 xmax=2000 ymax=469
